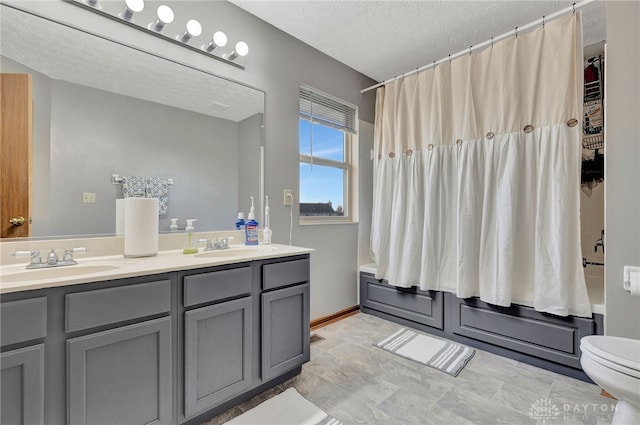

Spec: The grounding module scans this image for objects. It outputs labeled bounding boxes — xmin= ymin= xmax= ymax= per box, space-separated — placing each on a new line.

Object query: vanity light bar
xmin=67 ymin=0 xmax=248 ymax=69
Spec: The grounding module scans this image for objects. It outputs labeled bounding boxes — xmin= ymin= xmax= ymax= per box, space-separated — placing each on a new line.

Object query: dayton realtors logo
xmin=529 ymin=398 xmax=561 ymax=425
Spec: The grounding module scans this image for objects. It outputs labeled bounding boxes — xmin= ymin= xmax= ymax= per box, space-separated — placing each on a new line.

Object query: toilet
xmin=580 ymin=335 xmax=640 ymax=425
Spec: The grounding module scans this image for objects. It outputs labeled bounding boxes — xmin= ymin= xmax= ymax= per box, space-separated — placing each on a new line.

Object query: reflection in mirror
xmin=0 ymin=4 xmax=264 ymax=239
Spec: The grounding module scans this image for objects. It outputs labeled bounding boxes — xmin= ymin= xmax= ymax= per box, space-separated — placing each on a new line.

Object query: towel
xmin=144 ymin=177 xmax=170 ymax=215
xmin=121 ymin=176 xmax=170 ymax=215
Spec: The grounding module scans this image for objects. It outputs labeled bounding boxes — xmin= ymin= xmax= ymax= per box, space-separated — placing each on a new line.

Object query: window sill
xmin=299 ymin=219 xmax=357 ymax=226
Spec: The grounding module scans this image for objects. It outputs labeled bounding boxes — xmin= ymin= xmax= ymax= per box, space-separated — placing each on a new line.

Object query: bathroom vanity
xmin=359 ymin=265 xmax=605 ymax=382
xmin=0 ymin=245 xmax=311 ymax=425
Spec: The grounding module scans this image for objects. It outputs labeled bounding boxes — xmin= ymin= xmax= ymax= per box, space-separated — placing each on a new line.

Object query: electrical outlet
xmin=82 ymin=192 xmax=96 ymax=203
xmin=283 ymin=189 xmax=293 ymax=206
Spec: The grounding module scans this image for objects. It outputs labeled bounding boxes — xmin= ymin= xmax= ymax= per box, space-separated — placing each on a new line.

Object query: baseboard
xmin=310 ymin=306 xmax=359 ymax=330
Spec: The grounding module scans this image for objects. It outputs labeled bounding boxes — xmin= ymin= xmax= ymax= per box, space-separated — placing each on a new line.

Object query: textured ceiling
xmin=230 ymin=0 xmax=607 ymax=83
xmin=0 ymin=5 xmax=263 ymax=122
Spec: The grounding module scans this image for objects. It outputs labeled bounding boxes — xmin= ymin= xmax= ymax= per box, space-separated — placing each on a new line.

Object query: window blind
xmin=299 ymin=85 xmax=357 ymax=134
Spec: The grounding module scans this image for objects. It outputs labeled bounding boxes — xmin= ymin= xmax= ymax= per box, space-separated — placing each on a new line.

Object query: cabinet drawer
xmin=1 ymin=297 xmax=47 ymax=346
xmin=183 ymin=267 xmax=252 ymax=307
xmin=262 ymin=258 xmax=309 ymax=290
xmin=66 ymin=279 xmax=171 ymax=332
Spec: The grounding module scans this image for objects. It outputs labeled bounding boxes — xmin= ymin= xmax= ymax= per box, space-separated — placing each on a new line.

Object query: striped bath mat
xmin=375 ymin=328 xmax=474 ymax=377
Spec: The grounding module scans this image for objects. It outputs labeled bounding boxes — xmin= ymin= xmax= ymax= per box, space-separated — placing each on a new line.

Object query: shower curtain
xmin=371 ymin=13 xmax=591 ymax=317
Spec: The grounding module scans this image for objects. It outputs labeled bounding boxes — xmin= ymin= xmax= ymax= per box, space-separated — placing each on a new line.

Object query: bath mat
xmin=224 ymin=387 xmax=342 ymax=425
xmin=375 ymin=328 xmax=474 ymax=377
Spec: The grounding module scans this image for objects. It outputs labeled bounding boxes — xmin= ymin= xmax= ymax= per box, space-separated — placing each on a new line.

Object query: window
xmin=299 ymin=85 xmax=357 ymax=223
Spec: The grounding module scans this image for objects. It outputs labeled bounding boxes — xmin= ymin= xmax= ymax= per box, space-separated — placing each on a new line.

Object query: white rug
xmin=375 ymin=328 xmax=475 ymax=377
xmin=224 ymin=388 xmax=342 ymax=425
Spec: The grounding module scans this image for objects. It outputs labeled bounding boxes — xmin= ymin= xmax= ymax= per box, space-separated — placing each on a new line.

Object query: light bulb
xmin=148 ymin=5 xmax=174 ymax=32
xmin=228 ymin=41 xmax=249 ymax=60
xmin=178 ymin=19 xmax=202 ymax=42
xmin=203 ymin=31 xmax=227 ymax=52
xmin=120 ymin=0 xmax=144 ymax=22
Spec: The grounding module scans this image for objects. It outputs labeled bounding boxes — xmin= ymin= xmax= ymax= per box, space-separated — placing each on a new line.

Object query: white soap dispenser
xmin=263 ymin=195 xmax=272 ymax=244
xmin=183 ymin=219 xmax=198 ymax=254
xmin=170 ymin=218 xmax=179 ymax=231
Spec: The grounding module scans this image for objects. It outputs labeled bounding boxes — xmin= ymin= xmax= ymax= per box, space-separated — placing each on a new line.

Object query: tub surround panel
xmin=360 ymin=270 xmax=604 ymax=382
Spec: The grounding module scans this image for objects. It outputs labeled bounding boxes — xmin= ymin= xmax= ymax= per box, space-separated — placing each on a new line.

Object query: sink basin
xmin=194 ymin=246 xmax=279 ymax=259
xmin=1 ymin=265 xmax=119 ymax=283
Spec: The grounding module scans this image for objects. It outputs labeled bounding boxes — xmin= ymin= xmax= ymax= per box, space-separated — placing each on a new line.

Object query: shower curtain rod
xmin=361 ymin=0 xmax=595 ymax=94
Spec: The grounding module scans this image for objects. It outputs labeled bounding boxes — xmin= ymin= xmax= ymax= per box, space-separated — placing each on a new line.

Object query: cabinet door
xmin=67 ymin=317 xmax=172 ymax=425
xmin=184 ymin=297 xmax=252 ymax=418
xmin=261 ymin=283 xmax=310 ymax=380
xmin=0 ymin=344 xmax=44 ymax=425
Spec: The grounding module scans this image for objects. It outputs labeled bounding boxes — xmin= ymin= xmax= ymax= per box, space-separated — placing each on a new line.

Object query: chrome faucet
xmin=199 ymin=237 xmax=235 ymax=251
xmin=594 ymin=229 xmax=604 ymax=253
xmin=13 ymin=247 xmax=88 ymax=269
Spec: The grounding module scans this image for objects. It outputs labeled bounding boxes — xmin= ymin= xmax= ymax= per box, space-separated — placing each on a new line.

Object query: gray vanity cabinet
xmin=66 ymin=278 xmax=174 ymax=425
xmin=1 ymin=344 xmax=45 ymax=425
xmin=261 ymin=258 xmax=310 ymax=381
xmin=181 ymin=265 xmax=254 ymax=420
xmin=0 ymin=297 xmax=47 ymax=425
xmin=184 ymin=297 xmax=252 ymax=417
xmin=67 ymin=317 xmax=172 ymax=425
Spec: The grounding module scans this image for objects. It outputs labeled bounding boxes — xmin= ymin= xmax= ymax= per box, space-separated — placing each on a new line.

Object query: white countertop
xmin=0 ymin=244 xmax=312 ymax=294
xmin=359 ymin=263 xmax=605 ymax=316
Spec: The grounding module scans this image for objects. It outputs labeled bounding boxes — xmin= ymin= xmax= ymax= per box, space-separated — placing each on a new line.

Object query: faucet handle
xmin=13 ymin=250 xmax=42 ymax=263
xmin=62 ymin=247 xmax=88 ymax=262
xmin=198 ymin=238 xmax=215 ymax=251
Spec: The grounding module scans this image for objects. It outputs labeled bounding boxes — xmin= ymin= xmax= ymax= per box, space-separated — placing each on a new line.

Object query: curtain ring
xmin=491 ymin=37 xmax=494 ymax=48
xmin=406 ymin=149 xmax=413 ymax=156
xmin=515 ymin=26 xmax=518 ymax=39
xmin=567 ymin=118 xmax=579 ymax=127
xmin=542 ymin=15 xmax=545 ymax=28
xmin=448 ymin=54 xmax=451 ymax=63
xmin=573 ymin=3 xmax=576 ymax=14
xmin=427 ymin=144 xmax=434 ymax=151
xmin=523 ymin=124 xmax=534 ymax=133
xmin=469 ymin=46 xmax=472 ymax=56
xmin=455 ymin=139 xmax=462 ymax=146
xmin=486 ymin=132 xmax=495 ymax=140
xmin=389 ymin=152 xmax=395 ymax=158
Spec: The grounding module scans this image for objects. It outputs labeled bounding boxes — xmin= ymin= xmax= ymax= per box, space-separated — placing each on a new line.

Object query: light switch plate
xmin=82 ymin=192 xmax=96 ymax=203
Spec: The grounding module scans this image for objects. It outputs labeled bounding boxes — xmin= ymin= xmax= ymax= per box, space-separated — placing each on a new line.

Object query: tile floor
xmin=205 ymin=312 xmax=616 ymax=425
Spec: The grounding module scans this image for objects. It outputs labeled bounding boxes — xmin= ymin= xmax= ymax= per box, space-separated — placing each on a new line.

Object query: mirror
xmin=0 ymin=4 xmax=264 ymax=239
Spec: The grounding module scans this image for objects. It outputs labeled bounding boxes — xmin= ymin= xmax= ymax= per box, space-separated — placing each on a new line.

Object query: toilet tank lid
xmin=581 ymin=335 xmax=640 ymax=371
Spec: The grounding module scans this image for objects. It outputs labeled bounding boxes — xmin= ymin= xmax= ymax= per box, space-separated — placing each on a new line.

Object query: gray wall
xmin=13 ymin=0 xmax=376 ymax=320
xmin=49 ymin=80 xmax=240 ymax=235
xmin=604 ymin=1 xmax=640 ymax=339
